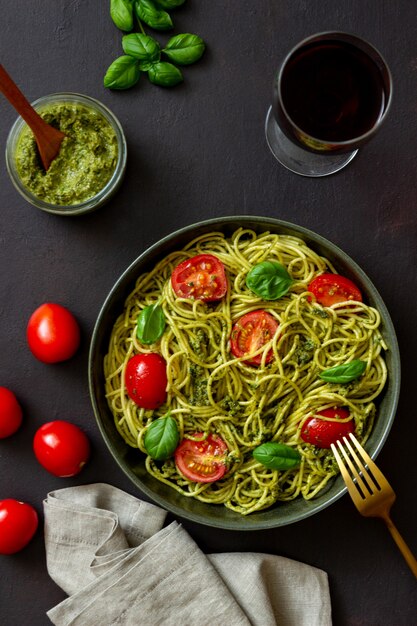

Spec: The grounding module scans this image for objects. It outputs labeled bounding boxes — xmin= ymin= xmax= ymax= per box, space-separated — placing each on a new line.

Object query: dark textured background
xmin=1 ymin=1 xmax=417 ymax=624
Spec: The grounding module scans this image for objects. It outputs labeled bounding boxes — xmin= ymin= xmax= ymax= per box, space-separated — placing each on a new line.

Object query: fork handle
xmin=383 ymin=514 xmax=417 ymax=578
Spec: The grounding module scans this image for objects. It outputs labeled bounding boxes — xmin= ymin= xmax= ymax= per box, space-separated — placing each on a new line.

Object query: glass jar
xmin=5 ymin=92 xmax=127 ymax=216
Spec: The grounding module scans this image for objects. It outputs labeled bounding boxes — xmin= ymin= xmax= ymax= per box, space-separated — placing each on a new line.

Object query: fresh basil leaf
xmin=246 ymin=261 xmax=293 ymax=300
xmin=156 ymin=0 xmax=186 ymax=8
xmin=148 ymin=62 xmax=183 ymax=86
xmin=122 ymin=33 xmax=161 ymax=63
xmin=253 ymin=442 xmax=301 ymax=470
xmin=137 ymin=304 xmax=166 ymax=344
xmin=163 ymin=33 xmax=205 ymax=65
xmin=110 ymin=0 xmax=134 ymax=32
xmin=104 ymin=55 xmax=140 ymax=90
xmin=144 ymin=414 xmax=179 ymax=460
xmin=319 ymin=359 xmax=367 ymax=384
xmin=135 ymin=0 xmax=173 ymax=30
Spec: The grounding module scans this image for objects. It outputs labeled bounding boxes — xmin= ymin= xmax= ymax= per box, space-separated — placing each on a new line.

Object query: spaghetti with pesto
xmin=104 ymin=229 xmax=388 ymax=515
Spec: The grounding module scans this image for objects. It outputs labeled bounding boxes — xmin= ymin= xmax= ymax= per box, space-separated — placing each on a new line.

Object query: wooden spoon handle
xmin=0 ymin=64 xmax=51 ymax=134
xmin=0 ymin=64 xmax=66 ymax=170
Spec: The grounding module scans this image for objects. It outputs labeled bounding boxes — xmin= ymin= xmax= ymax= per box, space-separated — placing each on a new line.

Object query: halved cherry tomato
xmin=175 ymin=432 xmax=228 ymax=483
xmin=33 ymin=420 xmax=90 ymax=477
xmin=125 ymin=353 xmax=167 ymax=409
xmin=171 ymin=254 xmax=227 ymax=302
xmin=0 ymin=499 xmax=38 ymax=554
xmin=300 ymin=407 xmax=355 ymax=448
xmin=0 ymin=387 xmax=23 ymax=439
xmin=230 ymin=310 xmax=279 ymax=366
xmin=308 ymin=274 xmax=362 ymax=307
xmin=27 ymin=303 xmax=80 ymax=363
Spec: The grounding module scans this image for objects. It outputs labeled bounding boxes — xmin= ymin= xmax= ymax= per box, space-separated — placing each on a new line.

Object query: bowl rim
xmin=89 ymin=216 xmax=401 ymax=530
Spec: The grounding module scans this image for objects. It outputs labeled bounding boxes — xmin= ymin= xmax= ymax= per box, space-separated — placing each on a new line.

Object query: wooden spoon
xmin=0 ymin=64 xmax=65 ymax=170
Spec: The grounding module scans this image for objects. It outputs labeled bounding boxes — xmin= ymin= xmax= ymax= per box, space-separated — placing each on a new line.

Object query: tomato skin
xmin=0 ymin=499 xmax=38 ymax=554
xmin=230 ymin=310 xmax=279 ymax=366
xmin=171 ymin=254 xmax=227 ymax=302
xmin=175 ymin=433 xmax=228 ymax=483
xmin=301 ymin=408 xmax=354 ymax=448
xmin=308 ymin=274 xmax=362 ymax=307
xmin=125 ymin=353 xmax=167 ymax=409
xmin=0 ymin=387 xmax=23 ymax=439
xmin=27 ymin=303 xmax=80 ymax=364
xmin=33 ymin=420 xmax=90 ymax=477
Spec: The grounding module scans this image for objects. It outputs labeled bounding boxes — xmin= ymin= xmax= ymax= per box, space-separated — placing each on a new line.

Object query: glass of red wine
xmin=265 ymin=32 xmax=393 ymax=177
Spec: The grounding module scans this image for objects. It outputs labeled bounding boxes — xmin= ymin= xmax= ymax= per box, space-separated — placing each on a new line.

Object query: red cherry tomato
xmin=27 ymin=303 xmax=80 ymax=363
xmin=0 ymin=387 xmax=23 ymax=439
xmin=175 ymin=433 xmax=228 ymax=483
xmin=308 ymin=274 xmax=362 ymax=307
xmin=125 ymin=353 xmax=167 ymax=409
xmin=0 ymin=499 xmax=38 ymax=554
xmin=33 ymin=420 xmax=90 ymax=477
xmin=230 ymin=310 xmax=279 ymax=366
xmin=171 ymin=254 xmax=227 ymax=302
xmin=300 ymin=408 xmax=355 ymax=448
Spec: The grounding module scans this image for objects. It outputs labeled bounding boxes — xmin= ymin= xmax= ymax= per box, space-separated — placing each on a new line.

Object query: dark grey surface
xmin=0 ymin=1 xmax=416 ymax=624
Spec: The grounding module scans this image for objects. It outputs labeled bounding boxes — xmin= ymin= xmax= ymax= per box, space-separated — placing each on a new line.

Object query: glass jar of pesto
xmin=5 ymin=93 xmax=127 ymax=216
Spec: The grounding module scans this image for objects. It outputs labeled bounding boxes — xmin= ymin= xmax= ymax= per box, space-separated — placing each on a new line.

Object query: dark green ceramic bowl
xmin=89 ymin=216 xmax=400 ymax=530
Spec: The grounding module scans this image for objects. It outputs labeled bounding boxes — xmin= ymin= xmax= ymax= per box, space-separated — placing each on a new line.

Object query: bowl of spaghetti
xmin=89 ymin=216 xmax=400 ymax=529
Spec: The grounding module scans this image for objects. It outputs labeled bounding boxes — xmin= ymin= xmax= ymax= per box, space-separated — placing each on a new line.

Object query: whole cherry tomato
xmin=300 ymin=408 xmax=355 ymax=448
xmin=308 ymin=274 xmax=362 ymax=307
xmin=27 ymin=303 xmax=80 ymax=363
xmin=171 ymin=254 xmax=227 ymax=302
xmin=230 ymin=310 xmax=279 ymax=366
xmin=0 ymin=387 xmax=23 ymax=439
xmin=175 ymin=433 xmax=228 ymax=483
xmin=125 ymin=353 xmax=167 ymax=409
xmin=0 ymin=499 xmax=38 ymax=554
xmin=33 ymin=420 xmax=90 ymax=477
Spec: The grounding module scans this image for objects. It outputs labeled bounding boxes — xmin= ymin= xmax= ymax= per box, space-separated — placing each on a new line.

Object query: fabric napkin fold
xmin=44 ymin=483 xmax=332 ymax=626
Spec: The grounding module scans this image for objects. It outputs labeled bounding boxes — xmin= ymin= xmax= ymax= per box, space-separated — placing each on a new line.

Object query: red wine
xmin=281 ymin=40 xmax=386 ymax=142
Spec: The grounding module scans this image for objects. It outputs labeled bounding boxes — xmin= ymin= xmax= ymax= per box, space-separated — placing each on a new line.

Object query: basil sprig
xmin=105 ymin=0 xmax=205 ymax=90
xmin=319 ymin=359 xmax=367 ymax=384
xmin=135 ymin=0 xmax=173 ymax=31
xmin=163 ymin=34 xmax=205 ymax=65
xmin=144 ymin=413 xmax=179 ymax=461
xmin=110 ymin=0 xmax=134 ymax=32
xmin=137 ymin=304 xmax=166 ymax=344
xmin=103 ymin=56 xmax=141 ymax=90
xmin=246 ymin=262 xmax=293 ymax=300
xmin=253 ymin=442 xmax=301 ymax=470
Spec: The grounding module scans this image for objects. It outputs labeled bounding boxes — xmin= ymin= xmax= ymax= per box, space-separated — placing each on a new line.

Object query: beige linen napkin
xmin=44 ymin=483 xmax=332 ymax=626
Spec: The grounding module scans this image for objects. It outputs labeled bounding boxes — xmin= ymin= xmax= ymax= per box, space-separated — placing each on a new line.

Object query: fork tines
xmin=331 ymin=433 xmax=385 ymax=500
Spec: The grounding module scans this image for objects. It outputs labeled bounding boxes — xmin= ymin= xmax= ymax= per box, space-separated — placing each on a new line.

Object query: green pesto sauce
xmin=294 ymin=338 xmax=316 ymax=365
xmin=15 ymin=102 xmax=118 ymax=205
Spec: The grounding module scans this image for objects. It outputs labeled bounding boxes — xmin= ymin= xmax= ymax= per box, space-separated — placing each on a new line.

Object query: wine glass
xmin=265 ymin=32 xmax=393 ymax=177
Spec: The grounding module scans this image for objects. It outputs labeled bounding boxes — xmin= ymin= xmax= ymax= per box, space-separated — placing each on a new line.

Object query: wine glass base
xmin=265 ymin=107 xmax=358 ymax=177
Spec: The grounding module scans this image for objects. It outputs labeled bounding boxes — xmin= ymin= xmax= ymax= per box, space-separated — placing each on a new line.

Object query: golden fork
xmin=331 ymin=433 xmax=417 ymax=578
